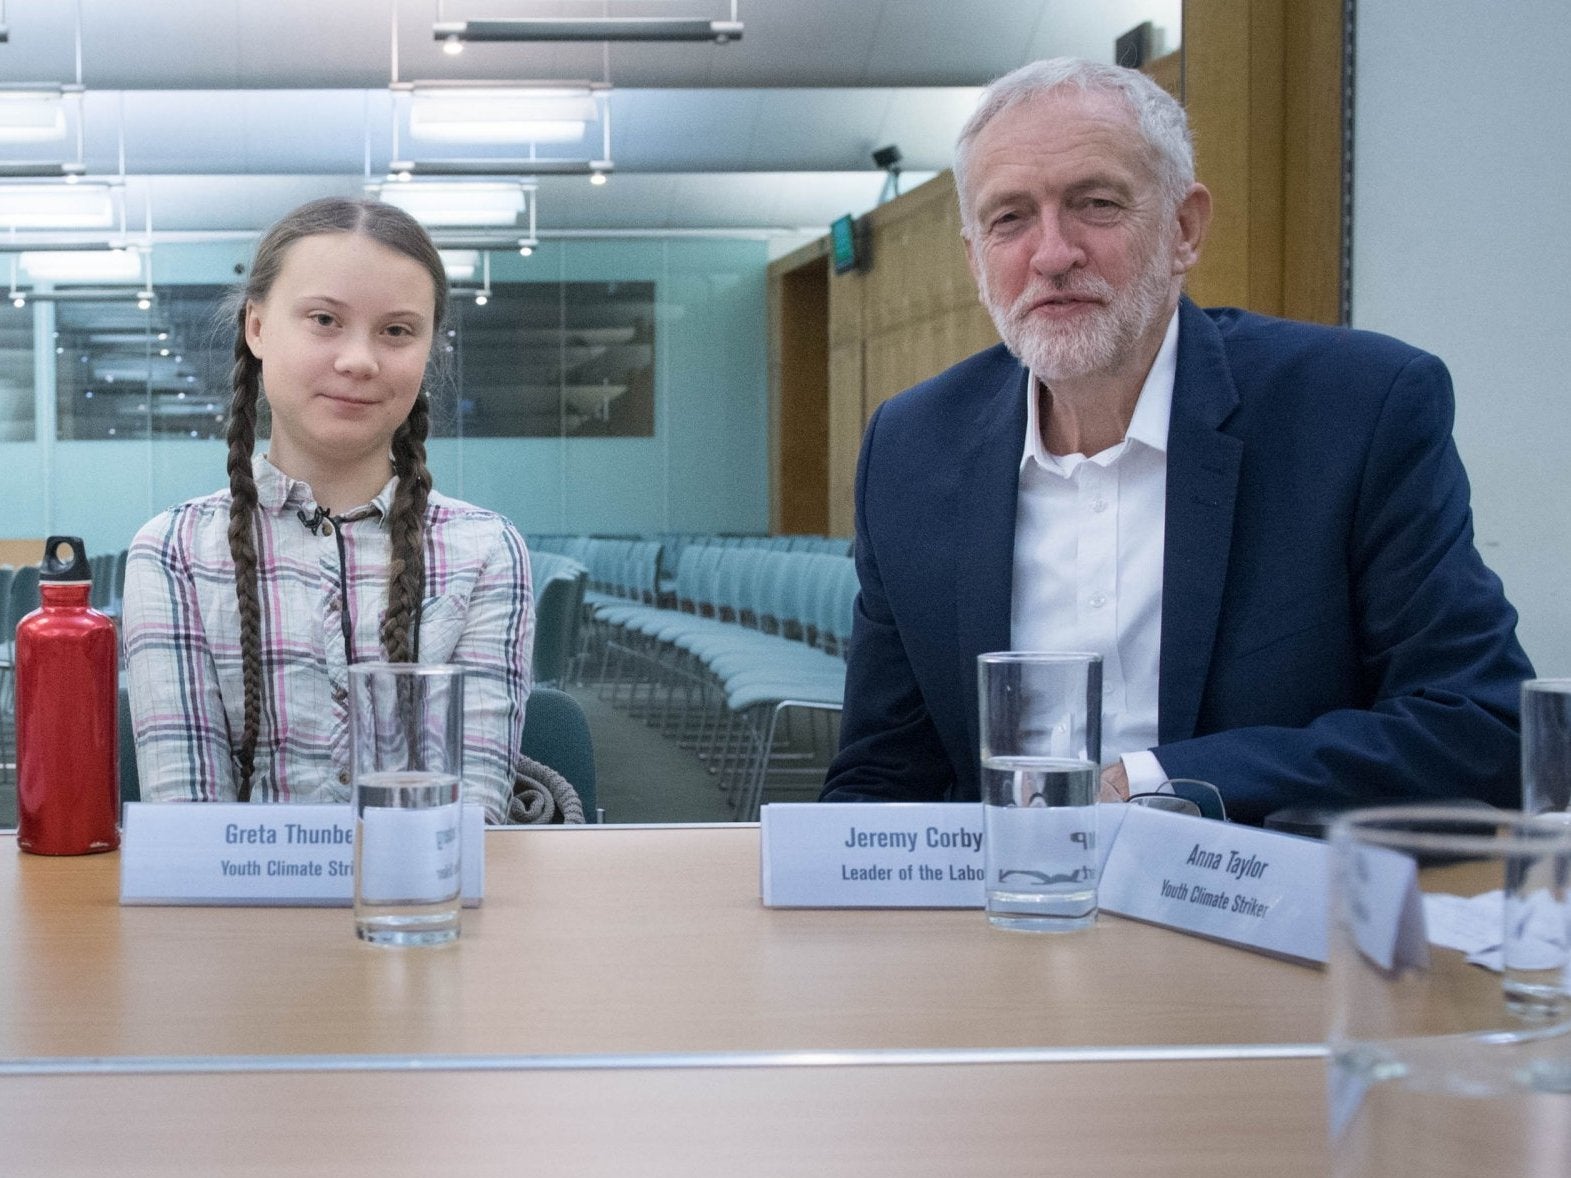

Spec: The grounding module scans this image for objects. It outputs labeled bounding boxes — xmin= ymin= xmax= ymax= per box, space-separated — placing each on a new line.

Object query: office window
xmin=437 ymin=280 xmax=655 ymax=439
xmin=0 ymin=300 xmax=34 ymax=442
xmin=52 ymin=279 xmax=656 ymax=442
xmin=54 ymin=286 xmax=231 ymax=441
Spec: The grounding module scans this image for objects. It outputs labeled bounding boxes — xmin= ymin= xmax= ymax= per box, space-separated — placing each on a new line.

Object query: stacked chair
xmin=531 ymin=534 xmax=857 ymax=819
xmin=528 ymin=551 xmax=590 ymax=688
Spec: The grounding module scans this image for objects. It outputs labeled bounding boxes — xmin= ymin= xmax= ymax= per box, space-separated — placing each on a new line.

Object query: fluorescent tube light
xmin=377 ymin=182 xmax=526 ymax=227
xmin=389 ymin=159 xmax=610 ymax=178
xmin=0 ymin=183 xmax=116 ymax=229
xmin=0 ymin=162 xmax=86 ymax=178
xmin=20 ymin=249 xmax=142 ymax=282
xmin=410 ymin=88 xmax=597 ymax=145
xmin=433 ymin=18 xmax=742 ymax=44
xmin=0 ymin=89 xmax=66 ymax=143
xmin=439 ymin=250 xmax=478 ymax=281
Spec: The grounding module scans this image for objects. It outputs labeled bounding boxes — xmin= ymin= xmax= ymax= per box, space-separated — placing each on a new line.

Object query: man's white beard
xmin=981 ymin=241 xmax=1175 ymax=384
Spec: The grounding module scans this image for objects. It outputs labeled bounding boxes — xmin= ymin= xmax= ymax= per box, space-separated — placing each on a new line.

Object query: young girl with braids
xmin=123 ymin=197 xmax=532 ymax=823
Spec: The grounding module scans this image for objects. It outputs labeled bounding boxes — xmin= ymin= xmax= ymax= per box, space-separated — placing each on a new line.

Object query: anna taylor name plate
xmin=761 ymin=802 xmax=1337 ymax=963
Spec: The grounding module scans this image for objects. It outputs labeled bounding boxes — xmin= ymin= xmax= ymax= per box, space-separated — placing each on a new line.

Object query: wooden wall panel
xmin=1246 ymin=3 xmax=1286 ymax=313
xmin=773 ymin=258 xmax=831 ymax=535
xmin=1182 ymin=0 xmax=1285 ymax=314
xmin=826 ymin=343 xmax=865 ymax=538
xmin=863 ymin=306 xmax=998 ymax=418
xmin=1281 ymin=0 xmax=1347 ymax=324
xmin=775 ymin=170 xmax=1000 ymax=538
xmin=826 ymin=263 xmax=866 ymax=539
xmin=1183 ymin=0 xmax=1344 ymax=323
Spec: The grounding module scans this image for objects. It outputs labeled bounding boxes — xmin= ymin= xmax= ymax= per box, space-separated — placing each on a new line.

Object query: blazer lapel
xmin=955 ymin=360 xmax=1029 ymax=759
xmin=1160 ymin=299 xmax=1244 ymax=744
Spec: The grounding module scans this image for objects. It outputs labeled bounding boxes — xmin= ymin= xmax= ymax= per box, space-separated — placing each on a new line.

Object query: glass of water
xmin=1327 ymin=807 xmax=1571 ymax=1177
xmin=349 ymin=662 xmax=465 ymax=947
xmin=977 ymin=652 xmax=1102 ymax=932
xmin=1523 ymin=679 xmax=1571 ymax=822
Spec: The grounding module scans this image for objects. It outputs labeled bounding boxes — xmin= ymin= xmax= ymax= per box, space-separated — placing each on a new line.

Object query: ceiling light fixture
xmin=388 ymin=159 xmax=612 ymax=178
xmin=439 ymin=249 xmax=478 ymax=282
xmin=19 ymin=248 xmax=143 ymax=282
xmin=0 ymin=162 xmax=87 ymax=179
xmin=589 ymin=170 xmax=608 ymax=187
xmin=432 ymin=11 xmax=742 ymax=45
xmin=0 ymin=181 xmax=116 ymax=229
xmin=404 ymin=83 xmax=604 ymax=145
xmin=374 ymin=181 xmax=528 ymax=227
xmin=0 ymin=86 xmax=76 ymax=143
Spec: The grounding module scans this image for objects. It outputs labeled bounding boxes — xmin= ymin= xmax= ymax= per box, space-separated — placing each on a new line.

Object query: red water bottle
xmin=15 ymin=535 xmax=120 ymax=855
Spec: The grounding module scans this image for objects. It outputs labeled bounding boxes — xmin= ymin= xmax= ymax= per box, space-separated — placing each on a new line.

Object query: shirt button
xmin=332 ymin=686 xmax=348 ymax=704
xmin=320 ymin=521 xmax=335 ymax=537
xmin=1088 ymin=592 xmax=1108 ymax=609
xmin=338 ymin=770 xmax=350 ymax=785
xmin=1090 ymin=497 xmax=1109 ymax=513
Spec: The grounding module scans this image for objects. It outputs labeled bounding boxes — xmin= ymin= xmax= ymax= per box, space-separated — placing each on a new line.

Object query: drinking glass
xmin=1327 ymin=806 xmax=1571 ymax=1177
xmin=977 ymin=652 xmax=1101 ymax=932
xmin=349 ymin=662 xmax=465 ymax=946
xmin=1523 ymin=679 xmax=1571 ymax=822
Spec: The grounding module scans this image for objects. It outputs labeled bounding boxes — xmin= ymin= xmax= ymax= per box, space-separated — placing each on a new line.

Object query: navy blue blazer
xmin=820 ymin=299 xmax=1533 ymax=823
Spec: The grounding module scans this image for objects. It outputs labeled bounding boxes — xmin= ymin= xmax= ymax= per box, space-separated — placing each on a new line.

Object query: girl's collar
xmin=251 ymin=453 xmax=397 ymax=525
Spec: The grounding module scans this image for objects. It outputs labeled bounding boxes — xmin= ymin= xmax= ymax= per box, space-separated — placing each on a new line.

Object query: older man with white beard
xmin=818 ymin=57 xmax=1531 ymax=824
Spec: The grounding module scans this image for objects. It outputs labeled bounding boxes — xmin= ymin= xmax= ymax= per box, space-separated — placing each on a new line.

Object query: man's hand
xmin=1099 ymin=761 xmax=1129 ymax=802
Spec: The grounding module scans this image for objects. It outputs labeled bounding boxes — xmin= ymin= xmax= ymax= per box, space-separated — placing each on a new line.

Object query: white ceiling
xmin=0 ymin=0 xmax=1181 ymax=240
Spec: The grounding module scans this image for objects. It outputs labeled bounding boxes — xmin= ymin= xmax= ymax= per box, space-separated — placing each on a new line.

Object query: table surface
xmin=0 ymin=824 xmax=1327 ymax=1063
xmin=0 ymin=1056 xmax=1332 ymax=1178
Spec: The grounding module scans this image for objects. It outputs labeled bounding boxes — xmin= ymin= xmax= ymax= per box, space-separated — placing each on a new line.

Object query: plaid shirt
xmin=123 ymin=455 xmax=532 ymax=822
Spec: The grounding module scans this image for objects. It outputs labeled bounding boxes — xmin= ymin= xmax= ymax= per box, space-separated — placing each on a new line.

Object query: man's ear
xmin=1171 ymin=183 xmax=1212 ymax=276
xmin=962 ymin=232 xmax=980 ymax=290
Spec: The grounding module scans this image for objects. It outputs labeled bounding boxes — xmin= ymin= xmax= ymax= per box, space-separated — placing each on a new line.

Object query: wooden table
xmin=0 ymin=825 xmax=1332 ymax=1175
xmin=0 ymin=824 xmax=1325 ymax=1061
xmin=0 ymin=1057 xmax=1330 ymax=1177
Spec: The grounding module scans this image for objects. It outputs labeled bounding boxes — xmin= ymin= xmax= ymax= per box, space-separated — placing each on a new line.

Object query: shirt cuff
xmin=1120 ymin=750 xmax=1168 ymax=796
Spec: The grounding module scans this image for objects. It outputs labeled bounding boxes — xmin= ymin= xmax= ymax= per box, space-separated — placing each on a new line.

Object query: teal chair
xmin=521 ymin=687 xmax=598 ymax=822
xmin=119 ymin=684 xmax=140 ymax=805
xmin=531 ymin=570 xmax=588 ymax=687
xmin=8 ymin=564 xmax=39 ymax=633
xmin=0 ymin=565 xmax=15 ymax=635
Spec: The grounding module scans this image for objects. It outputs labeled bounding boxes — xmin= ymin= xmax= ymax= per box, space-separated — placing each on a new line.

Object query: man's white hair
xmin=954 ymin=57 xmax=1195 ymax=232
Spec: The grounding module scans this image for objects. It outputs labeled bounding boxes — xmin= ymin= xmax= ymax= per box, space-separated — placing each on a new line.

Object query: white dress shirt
xmin=1010 ymin=309 xmax=1179 ymax=793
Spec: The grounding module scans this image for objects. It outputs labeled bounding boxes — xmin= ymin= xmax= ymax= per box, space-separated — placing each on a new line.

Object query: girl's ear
xmin=243 ymin=299 xmax=266 ymax=360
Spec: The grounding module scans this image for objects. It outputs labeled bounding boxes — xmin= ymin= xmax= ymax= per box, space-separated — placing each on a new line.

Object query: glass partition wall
xmin=0 ymin=236 xmax=766 ymax=829
xmin=0 ymin=237 xmax=767 ymax=558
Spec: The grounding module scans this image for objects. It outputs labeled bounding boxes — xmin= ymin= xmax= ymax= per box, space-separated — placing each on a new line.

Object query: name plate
xmin=1097 ymin=805 xmax=1328 ymax=962
xmin=119 ymin=802 xmax=485 ymax=907
xmin=761 ymin=803 xmax=986 ymax=907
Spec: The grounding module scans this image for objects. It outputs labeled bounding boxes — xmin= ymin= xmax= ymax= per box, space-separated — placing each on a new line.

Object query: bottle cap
xmin=39 ymin=535 xmax=91 ymax=582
